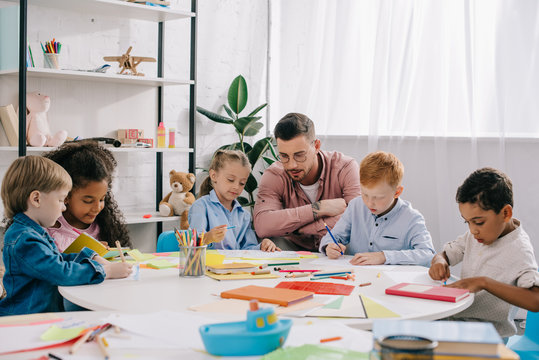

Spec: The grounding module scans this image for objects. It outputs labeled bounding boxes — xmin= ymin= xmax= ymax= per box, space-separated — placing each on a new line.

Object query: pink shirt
xmin=253 ymin=150 xmax=361 ymax=251
xmin=47 ymin=215 xmax=101 ymax=252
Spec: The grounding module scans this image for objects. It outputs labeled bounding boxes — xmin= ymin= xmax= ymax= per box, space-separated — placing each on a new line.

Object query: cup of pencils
xmin=176 ymin=228 xmax=207 ymax=277
xmin=42 ymin=39 xmax=62 ymax=69
xmin=179 ymin=244 xmax=207 ymax=277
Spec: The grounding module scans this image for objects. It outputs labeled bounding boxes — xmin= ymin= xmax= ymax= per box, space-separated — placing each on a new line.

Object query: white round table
xmin=59 ymin=255 xmax=473 ymax=330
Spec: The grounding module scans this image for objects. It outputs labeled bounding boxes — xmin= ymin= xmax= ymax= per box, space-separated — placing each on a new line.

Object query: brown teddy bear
xmin=159 ymin=170 xmax=196 ymax=229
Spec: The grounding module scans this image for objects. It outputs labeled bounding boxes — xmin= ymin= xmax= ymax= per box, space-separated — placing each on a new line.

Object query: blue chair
xmin=156 ymin=231 xmax=180 ymax=252
xmin=509 ymin=310 xmax=539 ymax=360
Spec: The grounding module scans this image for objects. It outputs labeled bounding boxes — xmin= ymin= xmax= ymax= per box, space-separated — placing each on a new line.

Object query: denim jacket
xmin=0 ymin=213 xmax=105 ymax=316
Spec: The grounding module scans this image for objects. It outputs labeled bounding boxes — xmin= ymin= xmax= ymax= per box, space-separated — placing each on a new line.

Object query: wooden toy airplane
xmin=103 ymin=46 xmax=156 ymax=76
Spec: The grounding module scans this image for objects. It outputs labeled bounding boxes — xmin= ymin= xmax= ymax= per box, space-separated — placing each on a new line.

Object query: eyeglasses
xmin=279 ymin=152 xmax=308 ymax=164
xmin=278 ymin=141 xmax=315 ymax=164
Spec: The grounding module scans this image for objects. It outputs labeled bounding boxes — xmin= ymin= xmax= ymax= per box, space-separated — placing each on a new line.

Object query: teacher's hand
xmin=350 ymin=251 xmax=386 ymax=265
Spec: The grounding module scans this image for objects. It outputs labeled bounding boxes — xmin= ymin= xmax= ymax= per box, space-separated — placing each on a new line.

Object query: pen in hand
xmin=324 ymin=222 xmax=343 ymax=255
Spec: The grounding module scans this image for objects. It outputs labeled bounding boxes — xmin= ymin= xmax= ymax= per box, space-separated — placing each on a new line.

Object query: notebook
xmin=63 ymin=233 xmax=108 ymax=257
xmin=385 ymin=283 xmax=470 ymax=302
xmin=206 ymin=263 xmax=259 ymax=274
xmin=372 ymin=319 xmax=502 ymax=357
xmin=220 ymin=285 xmax=314 ymax=306
xmin=275 ymin=281 xmax=355 ymax=296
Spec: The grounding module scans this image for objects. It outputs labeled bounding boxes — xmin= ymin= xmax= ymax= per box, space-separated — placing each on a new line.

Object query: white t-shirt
xmin=299 ymin=181 xmax=320 ymax=204
xmin=444 ymin=220 xmax=539 ymax=337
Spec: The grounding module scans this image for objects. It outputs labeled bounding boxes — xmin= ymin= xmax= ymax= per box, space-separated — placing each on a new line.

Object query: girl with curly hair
xmin=44 ymin=140 xmax=131 ymax=250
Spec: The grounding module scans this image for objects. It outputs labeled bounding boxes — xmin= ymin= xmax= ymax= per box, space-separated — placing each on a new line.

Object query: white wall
xmin=0 ymin=0 xmax=268 ymax=253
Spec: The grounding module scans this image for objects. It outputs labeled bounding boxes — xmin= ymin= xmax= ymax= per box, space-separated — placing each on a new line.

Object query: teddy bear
xmin=159 ymin=170 xmax=196 ymax=229
xmin=26 ymin=91 xmax=67 ymax=147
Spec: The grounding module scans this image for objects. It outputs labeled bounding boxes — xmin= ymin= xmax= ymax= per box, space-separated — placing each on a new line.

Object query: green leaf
xmin=244 ymin=173 xmax=258 ymax=194
xmin=266 ymin=138 xmax=279 ymax=160
xmin=262 ymin=156 xmax=276 ymax=166
xmin=237 ymin=196 xmax=250 ymax=206
xmin=247 ymin=103 xmax=268 ymax=117
xmin=244 ymin=122 xmax=264 ymax=137
xmin=228 ymin=75 xmax=248 ymax=114
xmin=247 ymin=137 xmax=272 ymax=167
xmin=218 ymin=142 xmax=252 ymax=153
xmin=234 ymin=116 xmax=261 ymax=134
xmin=196 ymin=106 xmax=234 ymax=124
xmin=223 ymin=104 xmax=236 ymax=120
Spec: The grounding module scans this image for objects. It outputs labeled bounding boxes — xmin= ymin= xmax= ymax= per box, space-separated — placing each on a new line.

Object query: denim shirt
xmin=0 ymin=213 xmax=105 ymax=316
xmin=188 ymin=190 xmax=260 ymax=250
xmin=319 ymin=197 xmax=435 ymax=266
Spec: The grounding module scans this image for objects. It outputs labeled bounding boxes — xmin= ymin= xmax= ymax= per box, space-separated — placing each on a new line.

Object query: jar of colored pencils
xmin=179 ymin=245 xmax=207 ymax=277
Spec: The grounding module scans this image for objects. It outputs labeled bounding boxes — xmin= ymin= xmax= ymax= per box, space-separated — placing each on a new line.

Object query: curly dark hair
xmin=456 ymin=167 xmax=513 ymax=214
xmin=44 ymin=140 xmax=131 ymax=247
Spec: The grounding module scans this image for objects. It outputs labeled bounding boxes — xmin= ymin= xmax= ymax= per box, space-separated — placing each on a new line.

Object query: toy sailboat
xmin=199 ymin=299 xmax=292 ymax=356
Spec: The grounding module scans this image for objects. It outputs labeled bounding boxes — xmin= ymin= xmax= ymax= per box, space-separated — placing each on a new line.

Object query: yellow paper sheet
xmin=127 ymin=249 xmax=156 ymax=262
xmin=205 ymin=253 xmax=225 ymax=267
xmin=40 ymin=325 xmax=85 ymax=341
xmin=360 ymin=295 xmax=400 ymax=318
xmin=205 ymin=271 xmax=278 ymax=281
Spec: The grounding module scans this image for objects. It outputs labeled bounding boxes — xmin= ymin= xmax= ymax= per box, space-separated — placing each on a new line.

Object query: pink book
xmin=385 ymin=283 xmax=470 ymax=303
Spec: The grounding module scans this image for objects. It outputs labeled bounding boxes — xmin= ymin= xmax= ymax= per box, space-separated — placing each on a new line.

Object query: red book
xmin=275 ymin=281 xmax=355 ymax=296
xmin=385 ymin=283 xmax=470 ymax=303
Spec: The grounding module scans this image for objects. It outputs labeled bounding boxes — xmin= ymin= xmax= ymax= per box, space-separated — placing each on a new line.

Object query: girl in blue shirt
xmin=189 ymin=150 xmax=280 ymax=251
xmin=0 ymin=156 xmax=132 ymax=315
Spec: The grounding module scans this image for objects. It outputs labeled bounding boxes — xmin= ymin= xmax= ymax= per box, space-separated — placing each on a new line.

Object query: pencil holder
xmin=375 ymin=335 xmax=437 ymax=360
xmin=179 ymin=245 xmax=207 ymax=277
xmin=44 ymin=53 xmax=60 ymax=69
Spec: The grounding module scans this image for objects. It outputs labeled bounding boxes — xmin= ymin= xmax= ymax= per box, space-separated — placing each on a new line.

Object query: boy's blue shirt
xmin=319 ymin=197 xmax=435 ymax=266
xmin=188 ymin=190 xmax=260 ymax=250
xmin=0 ymin=213 xmax=105 ymax=316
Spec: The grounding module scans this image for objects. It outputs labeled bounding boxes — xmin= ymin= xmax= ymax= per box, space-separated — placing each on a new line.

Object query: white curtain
xmin=268 ymin=0 xmax=539 ymax=256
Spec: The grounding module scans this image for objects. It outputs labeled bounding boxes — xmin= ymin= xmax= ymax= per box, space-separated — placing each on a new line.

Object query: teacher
xmin=253 ymin=113 xmax=361 ymax=251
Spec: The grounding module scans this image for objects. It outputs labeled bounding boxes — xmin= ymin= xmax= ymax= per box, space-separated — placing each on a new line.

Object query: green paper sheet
xmin=261 ymin=344 xmax=369 ymax=360
xmin=146 ymin=259 xmax=176 ymax=269
xmin=323 ymin=295 xmax=344 ymax=309
xmin=127 ymin=249 xmax=156 ymax=262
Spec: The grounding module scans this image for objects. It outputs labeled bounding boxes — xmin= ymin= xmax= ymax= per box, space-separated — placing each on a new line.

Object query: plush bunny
xmin=26 ymin=91 xmax=67 ymax=147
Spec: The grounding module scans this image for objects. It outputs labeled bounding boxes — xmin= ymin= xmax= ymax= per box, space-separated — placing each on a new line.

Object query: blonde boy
xmin=430 ymin=168 xmax=539 ymax=337
xmin=319 ymin=151 xmax=435 ymax=266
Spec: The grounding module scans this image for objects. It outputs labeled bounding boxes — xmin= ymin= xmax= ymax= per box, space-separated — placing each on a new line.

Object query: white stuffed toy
xmin=26 ymin=91 xmax=67 ymax=147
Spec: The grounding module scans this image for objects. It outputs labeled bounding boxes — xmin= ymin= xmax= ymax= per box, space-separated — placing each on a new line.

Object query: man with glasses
xmin=253 ymin=113 xmax=361 ymax=251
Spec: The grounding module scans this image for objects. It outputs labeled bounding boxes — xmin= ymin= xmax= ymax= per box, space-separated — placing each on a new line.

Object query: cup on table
xmin=376 ymin=335 xmax=438 ymax=360
xmin=179 ymin=245 xmax=207 ymax=277
xmin=44 ymin=53 xmax=60 ymax=69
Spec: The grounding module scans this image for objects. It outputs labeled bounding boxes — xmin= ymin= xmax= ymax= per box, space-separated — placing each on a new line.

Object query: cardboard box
xmin=117 ymin=129 xmax=144 ymax=140
xmin=0 ymin=104 xmax=18 ymax=146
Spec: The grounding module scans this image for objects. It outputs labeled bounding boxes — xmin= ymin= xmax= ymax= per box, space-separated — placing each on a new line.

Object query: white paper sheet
xmin=285 ymin=321 xmax=373 ymax=352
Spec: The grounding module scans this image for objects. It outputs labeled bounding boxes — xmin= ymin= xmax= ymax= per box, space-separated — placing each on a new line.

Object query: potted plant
xmin=197 ymin=75 xmax=278 ymax=208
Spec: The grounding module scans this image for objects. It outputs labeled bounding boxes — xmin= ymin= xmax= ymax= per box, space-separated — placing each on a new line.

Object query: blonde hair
xmin=360 ymin=151 xmax=404 ymax=188
xmin=198 ymin=150 xmax=251 ymax=197
xmin=1 ymin=156 xmax=72 ymax=220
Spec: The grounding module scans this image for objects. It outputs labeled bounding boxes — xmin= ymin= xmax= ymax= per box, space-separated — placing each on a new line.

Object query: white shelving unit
xmin=3 ymin=0 xmax=198 ymax=247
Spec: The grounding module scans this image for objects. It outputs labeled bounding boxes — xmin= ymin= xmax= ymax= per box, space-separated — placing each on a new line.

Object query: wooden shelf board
xmin=124 ymin=212 xmax=180 ymax=225
xmin=4 ymin=0 xmax=194 ymax=22
xmin=0 ymin=68 xmax=193 ymax=87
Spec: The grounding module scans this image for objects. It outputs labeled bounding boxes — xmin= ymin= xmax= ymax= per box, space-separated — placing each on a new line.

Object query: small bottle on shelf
xmin=169 ymin=128 xmax=176 ymax=148
xmin=157 ymin=122 xmax=166 ymax=148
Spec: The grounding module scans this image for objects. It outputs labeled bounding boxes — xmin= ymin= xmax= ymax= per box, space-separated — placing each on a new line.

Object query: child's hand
xmin=92 ymin=255 xmax=109 ymax=265
xmin=99 ymin=241 xmax=109 ymax=249
xmin=204 ymin=225 xmax=227 ymax=244
xmin=350 ymin=251 xmax=385 ymax=265
xmin=103 ymin=262 xmax=133 ymax=279
xmin=445 ymin=277 xmax=486 ymax=293
xmin=429 ymin=254 xmax=450 ymax=281
xmin=326 ymin=243 xmax=347 ymax=259
xmin=260 ymin=238 xmax=281 ymax=252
